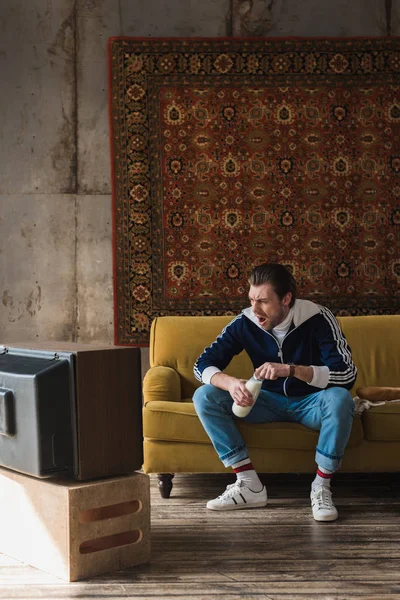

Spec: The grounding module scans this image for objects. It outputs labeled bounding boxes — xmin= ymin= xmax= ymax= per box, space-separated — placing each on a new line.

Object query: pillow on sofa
xmin=356 ymin=387 xmax=400 ymax=402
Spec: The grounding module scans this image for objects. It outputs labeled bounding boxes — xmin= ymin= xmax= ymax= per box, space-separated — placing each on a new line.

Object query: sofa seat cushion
xmin=143 ymin=400 xmax=364 ymax=450
xmin=362 ymin=403 xmax=400 ymax=441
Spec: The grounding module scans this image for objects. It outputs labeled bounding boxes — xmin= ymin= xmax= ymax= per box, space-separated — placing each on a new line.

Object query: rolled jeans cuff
xmin=315 ymin=447 xmax=342 ymax=472
xmin=220 ymin=445 xmax=249 ymax=468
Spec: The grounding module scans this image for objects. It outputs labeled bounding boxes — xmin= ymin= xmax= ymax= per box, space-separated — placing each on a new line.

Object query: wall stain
xmin=47 ymin=11 xmax=75 ymax=59
xmin=81 ymin=0 xmax=100 ymax=11
xmin=232 ymin=0 xmax=273 ymax=36
xmin=20 ymin=226 xmax=33 ymax=248
xmin=51 ymin=103 xmax=76 ymax=191
xmin=47 ymin=4 xmax=77 ymax=193
xmin=226 ymin=0 xmax=233 ymax=36
xmin=2 ymin=291 xmax=14 ymax=309
xmin=386 ymin=0 xmax=392 ymax=35
xmin=26 ymin=286 xmax=42 ymax=317
xmin=2 ymin=286 xmax=42 ymax=322
xmin=35 ymin=0 xmax=52 ymax=44
xmin=60 ymin=322 xmax=75 ymax=341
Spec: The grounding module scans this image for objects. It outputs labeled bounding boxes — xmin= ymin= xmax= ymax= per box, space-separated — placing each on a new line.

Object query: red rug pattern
xmin=109 ymin=37 xmax=400 ymax=345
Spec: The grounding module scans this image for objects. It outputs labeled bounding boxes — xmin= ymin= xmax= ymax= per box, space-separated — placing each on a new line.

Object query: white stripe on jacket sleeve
xmin=319 ymin=306 xmax=357 ymax=385
xmin=193 ymin=314 xmax=243 ymax=383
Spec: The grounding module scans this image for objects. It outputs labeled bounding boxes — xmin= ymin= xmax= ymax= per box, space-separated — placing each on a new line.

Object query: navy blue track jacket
xmin=193 ymin=299 xmax=357 ymax=397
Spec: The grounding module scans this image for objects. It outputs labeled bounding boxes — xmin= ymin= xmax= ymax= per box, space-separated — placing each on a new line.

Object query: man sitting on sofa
xmin=193 ymin=263 xmax=357 ymax=522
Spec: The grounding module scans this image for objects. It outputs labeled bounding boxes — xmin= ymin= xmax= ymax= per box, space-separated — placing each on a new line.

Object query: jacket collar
xmin=243 ymin=299 xmax=321 ymax=331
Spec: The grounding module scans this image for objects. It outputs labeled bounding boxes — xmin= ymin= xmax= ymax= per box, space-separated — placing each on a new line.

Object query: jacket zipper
xmin=263 ymin=330 xmax=288 ymax=396
xmin=281 ymin=327 xmax=298 ymax=396
xmin=263 ymin=326 xmax=299 ymax=397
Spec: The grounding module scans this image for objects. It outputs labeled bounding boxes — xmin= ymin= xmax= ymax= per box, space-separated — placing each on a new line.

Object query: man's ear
xmin=283 ymin=292 xmax=292 ymax=307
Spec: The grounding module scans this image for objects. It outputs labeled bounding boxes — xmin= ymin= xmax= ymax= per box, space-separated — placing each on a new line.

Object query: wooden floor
xmin=1 ymin=472 xmax=400 ymax=599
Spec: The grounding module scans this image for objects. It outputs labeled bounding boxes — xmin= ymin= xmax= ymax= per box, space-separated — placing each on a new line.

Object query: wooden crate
xmin=0 ymin=468 xmax=150 ymax=581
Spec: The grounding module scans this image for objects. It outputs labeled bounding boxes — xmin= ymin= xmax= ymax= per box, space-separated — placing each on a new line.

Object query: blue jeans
xmin=193 ymin=385 xmax=354 ymax=472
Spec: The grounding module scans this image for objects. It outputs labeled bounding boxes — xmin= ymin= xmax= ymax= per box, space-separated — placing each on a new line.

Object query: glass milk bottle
xmin=232 ymin=374 xmax=263 ymax=418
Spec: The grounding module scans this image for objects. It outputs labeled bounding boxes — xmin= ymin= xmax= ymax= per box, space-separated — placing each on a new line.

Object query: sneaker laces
xmin=313 ymin=486 xmax=334 ymax=510
xmin=218 ymin=481 xmax=243 ymax=500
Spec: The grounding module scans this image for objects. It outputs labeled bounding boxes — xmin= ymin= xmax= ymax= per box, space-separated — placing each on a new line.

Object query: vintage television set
xmin=0 ymin=343 xmax=143 ymax=480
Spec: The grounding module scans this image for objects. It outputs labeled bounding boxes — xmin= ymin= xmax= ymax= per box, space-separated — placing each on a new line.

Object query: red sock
xmin=232 ymin=458 xmax=263 ymax=492
xmin=317 ymin=468 xmax=333 ymax=480
xmin=313 ymin=467 xmax=334 ymax=488
xmin=233 ymin=461 xmax=255 ymax=474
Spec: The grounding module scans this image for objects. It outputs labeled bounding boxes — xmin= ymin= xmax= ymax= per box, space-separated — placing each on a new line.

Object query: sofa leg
xmin=157 ymin=473 xmax=174 ymax=498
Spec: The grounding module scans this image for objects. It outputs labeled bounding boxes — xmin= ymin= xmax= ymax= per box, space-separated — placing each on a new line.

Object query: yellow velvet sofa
xmin=142 ymin=315 xmax=400 ymax=497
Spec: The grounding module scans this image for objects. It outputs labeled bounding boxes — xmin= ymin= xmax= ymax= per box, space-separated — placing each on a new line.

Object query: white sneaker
xmin=311 ymin=486 xmax=338 ymax=522
xmin=206 ymin=480 xmax=267 ymax=511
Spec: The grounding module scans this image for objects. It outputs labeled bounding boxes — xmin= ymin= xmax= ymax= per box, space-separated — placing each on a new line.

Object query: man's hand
xmin=227 ymin=379 xmax=254 ymax=407
xmin=210 ymin=372 xmax=254 ymax=406
xmin=254 ymin=363 xmax=314 ymax=384
xmin=255 ymin=362 xmax=290 ymax=380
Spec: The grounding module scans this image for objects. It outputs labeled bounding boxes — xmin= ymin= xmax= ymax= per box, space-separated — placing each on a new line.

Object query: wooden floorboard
xmin=1 ymin=473 xmax=400 ymax=599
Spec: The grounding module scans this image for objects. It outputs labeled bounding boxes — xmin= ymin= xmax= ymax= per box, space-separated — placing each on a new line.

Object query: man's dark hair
xmin=248 ymin=263 xmax=296 ymax=308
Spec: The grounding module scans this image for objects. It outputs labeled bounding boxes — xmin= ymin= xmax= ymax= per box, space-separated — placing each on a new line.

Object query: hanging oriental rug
xmin=108 ymin=37 xmax=400 ymax=345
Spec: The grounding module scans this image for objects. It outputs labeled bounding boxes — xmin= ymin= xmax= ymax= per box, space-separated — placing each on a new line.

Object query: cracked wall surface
xmin=0 ymin=0 xmax=396 ymax=373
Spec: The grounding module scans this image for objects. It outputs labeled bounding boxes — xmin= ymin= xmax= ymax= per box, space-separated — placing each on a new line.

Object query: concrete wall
xmin=0 ymin=0 xmax=397 ymax=373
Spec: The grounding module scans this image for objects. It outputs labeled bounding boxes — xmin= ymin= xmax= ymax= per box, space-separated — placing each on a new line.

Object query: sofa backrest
xmin=337 ymin=315 xmax=400 ymax=392
xmin=150 ymin=314 xmax=400 ymax=399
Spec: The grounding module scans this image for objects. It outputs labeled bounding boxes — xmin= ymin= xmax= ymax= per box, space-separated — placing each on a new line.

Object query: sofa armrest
xmin=143 ymin=366 xmax=181 ymax=404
